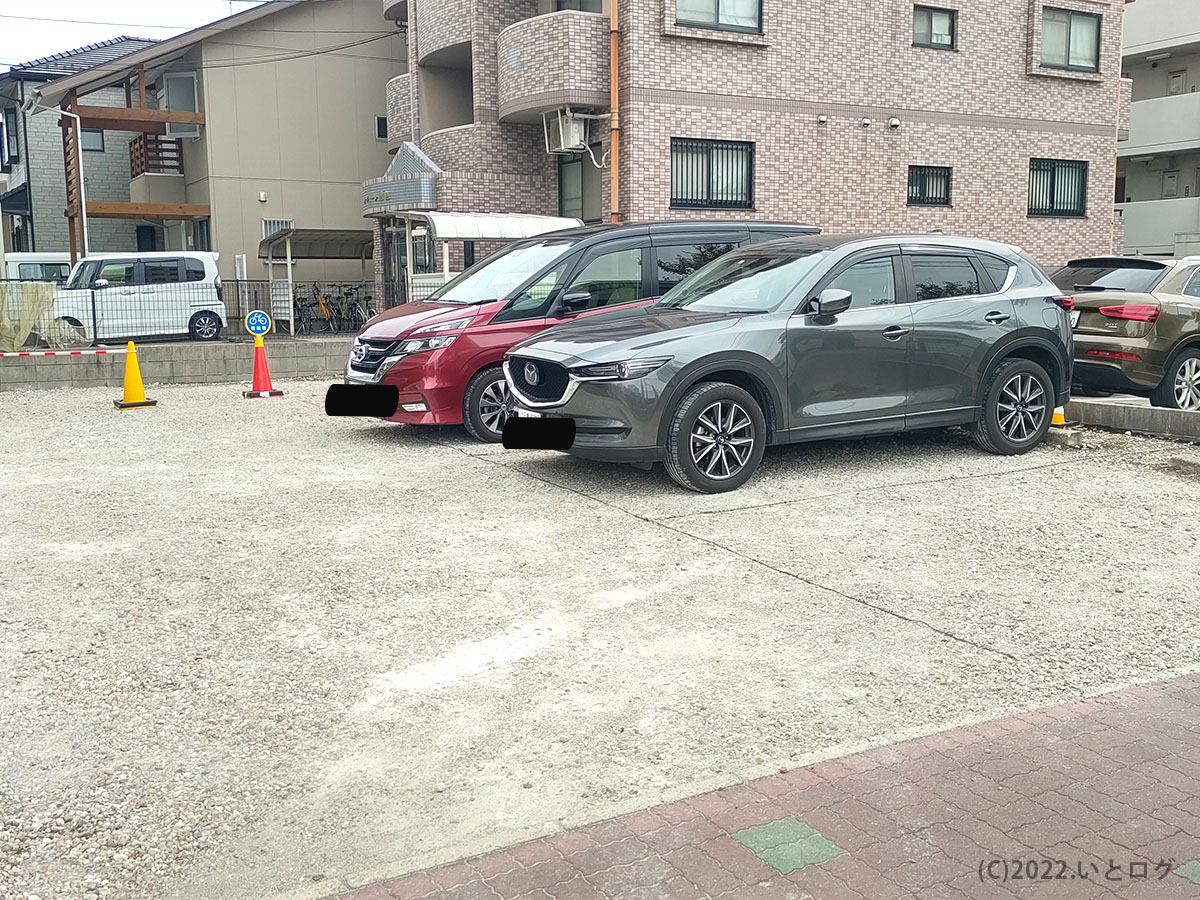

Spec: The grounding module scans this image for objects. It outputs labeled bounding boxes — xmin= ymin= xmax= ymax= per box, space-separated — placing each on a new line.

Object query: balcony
xmin=496 ymin=11 xmax=609 ymax=124
xmin=1118 ymin=197 xmax=1200 ymax=255
xmin=1124 ymin=0 xmax=1200 ymax=59
xmin=1120 ymin=92 xmax=1200 ymax=159
xmin=382 ymin=0 xmax=407 ymax=22
xmin=386 ymin=73 xmax=413 ymax=150
xmin=130 ymin=134 xmax=184 ymax=178
xmin=417 ymin=0 xmax=473 ymax=63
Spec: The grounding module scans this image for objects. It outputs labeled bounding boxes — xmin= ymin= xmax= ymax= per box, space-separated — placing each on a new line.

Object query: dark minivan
xmin=345 ymin=221 xmax=819 ymax=441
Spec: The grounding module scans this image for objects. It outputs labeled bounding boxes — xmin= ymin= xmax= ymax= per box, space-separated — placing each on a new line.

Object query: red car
xmin=345 ymin=221 xmax=819 ymax=441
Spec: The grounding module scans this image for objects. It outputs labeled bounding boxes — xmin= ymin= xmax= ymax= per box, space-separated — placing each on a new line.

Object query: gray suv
xmin=504 ymin=235 xmax=1073 ymax=493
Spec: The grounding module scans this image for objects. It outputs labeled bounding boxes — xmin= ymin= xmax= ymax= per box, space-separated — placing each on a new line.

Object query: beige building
xmin=30 ymin=0 xmax=405 ymax=281
xmin=1117 ymin=0 xmax=1200 ymax=256
xmin=366 ymin=0 xmax=1131 ymax=277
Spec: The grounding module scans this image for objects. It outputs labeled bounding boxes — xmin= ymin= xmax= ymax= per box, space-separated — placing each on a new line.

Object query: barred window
xmin=908 ymin=166 xmax=952 ymax=206
xmin=1029 ymin=158 xmax=1088 ymax=217
xmin=262 ymin=218 xmax=295 ymax=239
xmin=557 ymin=0 xmax=602 ymax=10
xmin=670 ymin=138 xmax=754 ymax=210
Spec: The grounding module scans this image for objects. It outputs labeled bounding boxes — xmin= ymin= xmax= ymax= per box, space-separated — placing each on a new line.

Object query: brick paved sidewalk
xmin=338 ymin=675 xmax=1200 ymax=900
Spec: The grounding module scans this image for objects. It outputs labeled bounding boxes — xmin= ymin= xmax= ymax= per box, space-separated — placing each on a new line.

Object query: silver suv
xmin=505 ymin=235 xmax=1073 ymax=493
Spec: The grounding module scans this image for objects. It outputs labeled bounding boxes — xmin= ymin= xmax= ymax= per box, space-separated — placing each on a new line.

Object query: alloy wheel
xmin=997 ymin=373 xmax=1046 ymax=442
xmin=1174 ymin=358 xmax=1200 ymax=411
xmin=690 ymin=400 xmax=755 ymax=480
xmin=479 ymin=378 xmax=510 ymax=435
xmin=194 ymin=315 xmax=220 ymax=339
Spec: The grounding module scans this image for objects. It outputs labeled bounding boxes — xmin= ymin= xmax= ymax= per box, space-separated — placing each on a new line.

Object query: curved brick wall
xmin=416 ymin=0 xmax=474 ymax=63
xmin=386 ymin=73 xmax=414 ymax=148
xmin=419 ymin=123 xmax=557 ymax=214
xmin=496 ymin=11 xmax=609 ymax=122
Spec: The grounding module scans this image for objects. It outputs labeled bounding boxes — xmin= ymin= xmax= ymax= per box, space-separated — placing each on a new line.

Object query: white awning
xmin=394 ymin=211 xmax=583 ymax=242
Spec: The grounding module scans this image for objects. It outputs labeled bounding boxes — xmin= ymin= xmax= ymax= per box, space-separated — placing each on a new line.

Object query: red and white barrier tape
xmin=0 ymin=348 xmax=129 ymax=358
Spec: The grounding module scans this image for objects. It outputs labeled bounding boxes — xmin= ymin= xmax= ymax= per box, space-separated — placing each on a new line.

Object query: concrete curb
xmin=0 ymin=337 xmax=351 ymax=391
xmin=1044 ymin=427 xmax=1084 ymax=449
xmin=1065 ymin=398 xmax=1200 ymax=442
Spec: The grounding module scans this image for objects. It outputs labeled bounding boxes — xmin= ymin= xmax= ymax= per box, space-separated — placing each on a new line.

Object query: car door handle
xmin=882 ymin=325 xmax=912 ymax=341
xmin=984 ymin=311 xmax=1011 ymax=324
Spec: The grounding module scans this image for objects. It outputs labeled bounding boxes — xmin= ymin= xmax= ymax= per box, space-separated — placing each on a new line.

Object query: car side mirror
xmin=93 ymin=278 xmax=110 ymax=289
xmin=816 ymin=288 xmax=852 ymax=317
xmin=560 ymin=291 xmax=591 ymax=314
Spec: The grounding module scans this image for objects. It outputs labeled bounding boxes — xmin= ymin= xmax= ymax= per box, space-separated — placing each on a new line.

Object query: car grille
xmin=349 ymin=338 xmax=400 ymax=374
xmin=509 ymin=355 xmax=570 ymax=403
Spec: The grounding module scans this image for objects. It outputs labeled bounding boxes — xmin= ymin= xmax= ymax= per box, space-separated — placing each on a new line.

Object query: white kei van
xmin=2 ymin=252 xmax=72 ymax=283
xmin=51 ymin=252 xmax=226 ymax=345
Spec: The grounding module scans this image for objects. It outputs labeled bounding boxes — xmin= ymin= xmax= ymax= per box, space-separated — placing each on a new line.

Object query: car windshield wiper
xmin=1073 ymin=284 xmax=1126 ymax=291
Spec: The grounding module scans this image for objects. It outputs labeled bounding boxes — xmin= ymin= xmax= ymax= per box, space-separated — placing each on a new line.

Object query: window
xmin=908 ymin=166 xmax=951 ymax=206
xmin=1041 ymin=7 xmax=1100 ymax=72
xmin=978 ymin=254 xmax=1014 ymax=291
xmin=144 ymin=260 xmax=183 ymax=284
xmin=376 ymin=116 xmax=388 ymax=141
xmin=81 ymin=129 xmax=105 ymax=152
xmin=494 ymin=259 xmax=574 ymax=323
xmin=671 ymin=138 xmax=754 ymax=209
xmin=163 ymin=72 xmax=200 ymax=138
xmin=557 ymin=0 xmax=602 ymax=10
xmin=655 ymin=242 xmax=737 ymax=293
xmin=185 ymin=259 xmax=207 ymax=282
xmin=913 ymin=6 xmax=956 ymax=49
xmin=562 ymin=247 xmax=643 ymax=310
xmin=558 ymin=147 xmax=603 ymax=223
xmin=1028 ymin=158 xmax=1088 ymax=217
xmin=828 ymin=258 xmax=898 ymax=309
xmin=1182 ymin=267 xmax=1200 ymax=299
xmin=675 ymin=0 xmax=761 ymax=32
xmin=1 ymin=107 xmax=17 ymax=170
xmin=192 ymin=219 xmax=211 ymax=252
xmin=262 ymin=218 xmax=295 ymax=239
xmin=97 ymin=261 xmax=138 ymax=286
xmin=910 ymin=254 xmax=981 ymax=301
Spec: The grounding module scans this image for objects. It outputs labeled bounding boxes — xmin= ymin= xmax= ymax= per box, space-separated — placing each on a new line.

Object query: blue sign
xmin=245 ymin=310 xmax=272 ymax=336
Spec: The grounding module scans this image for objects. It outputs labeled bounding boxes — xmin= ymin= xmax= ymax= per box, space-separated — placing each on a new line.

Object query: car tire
xmin=972 ymin=357 xmax=1054 ymax=455
xmin=664 ymin=382 xmax=766 ymax=493
xmin=462 ymin=365 xmax=510 ymax=443
xmin=1149 ymin=347 xmax=1200 ymax=411
xmin=46 ymin=317 xmax=90 ymax=349
xmin=188 ymin=311 xmax=223 ymax=342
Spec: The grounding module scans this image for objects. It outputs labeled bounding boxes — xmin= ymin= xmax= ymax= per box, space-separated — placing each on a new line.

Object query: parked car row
xmin=345 ymin=223 xmax=1086 ymax=493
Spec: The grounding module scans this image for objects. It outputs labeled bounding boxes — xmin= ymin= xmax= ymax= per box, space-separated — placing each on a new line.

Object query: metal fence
xmin=0 ymin=279 xmax=408 ymax=350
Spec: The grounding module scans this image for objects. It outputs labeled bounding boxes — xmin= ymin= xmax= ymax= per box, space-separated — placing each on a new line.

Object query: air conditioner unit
xmin=543 ymin=108 xmax=588 ymax=155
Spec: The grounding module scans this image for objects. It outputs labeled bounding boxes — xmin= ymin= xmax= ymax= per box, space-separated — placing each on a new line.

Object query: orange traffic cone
xmin=114 ymin=342 xmax=157 ymax=410
xmin=243 ymin=335 xmax=283 ymax=399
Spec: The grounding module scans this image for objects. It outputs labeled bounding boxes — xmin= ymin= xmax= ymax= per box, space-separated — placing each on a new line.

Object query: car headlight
xmin=573 ymin=357 xmax=672 ymax=381
xmin=398 ymin=334 xmax=458 ymax=354
xmin=411 ymin=316 xmax=474 ymax=335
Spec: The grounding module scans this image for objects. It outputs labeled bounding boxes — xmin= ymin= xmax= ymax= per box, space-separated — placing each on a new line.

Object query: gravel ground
xmin=1 ymin=380 xmax=1198 ymax=900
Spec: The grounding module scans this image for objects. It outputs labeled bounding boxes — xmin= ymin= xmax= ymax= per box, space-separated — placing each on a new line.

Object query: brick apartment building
xmin=364 ymin=0 xmax=1132 ymax=280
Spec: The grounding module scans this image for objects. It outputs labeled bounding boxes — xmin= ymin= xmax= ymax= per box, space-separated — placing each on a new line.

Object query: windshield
xmin=656 ymin=247 xmax=831 ymax=313
xmin=428 ymin=238 xmax=579 ymax=304
xmin=65 ymin=261 xmax=100 ymax=289
xmin=1051 ymin=261 xmax=1168 ymax=294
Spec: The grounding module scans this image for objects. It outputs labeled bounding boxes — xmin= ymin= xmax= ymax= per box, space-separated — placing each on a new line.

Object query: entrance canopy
xmin=257 ymin=227 xmax=374 ymax=262
xmin=397 ymin=211 xmax=582 ymax=242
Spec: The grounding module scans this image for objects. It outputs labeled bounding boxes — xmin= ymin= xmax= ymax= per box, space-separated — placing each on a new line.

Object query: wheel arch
xmin=978 ymin=335 xmax=1067 ymax=404
xmin=658 ymin=355 xmax=785 ymax=448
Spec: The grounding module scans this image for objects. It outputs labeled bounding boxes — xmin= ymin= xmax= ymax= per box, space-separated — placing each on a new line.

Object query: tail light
xmin=1087 ymin=349 xmax=1142 ymax=361
xmin=1055 ymin=296 xmax=1075 ymax=312
xmin=1099 ymin=304 xmax=1159 ymax=322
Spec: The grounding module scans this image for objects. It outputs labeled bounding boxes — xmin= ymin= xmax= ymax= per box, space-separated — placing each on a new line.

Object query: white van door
xmin=92 ymin=259 xmax=140 ymax=340
xmin=141 ymin=258 xmax=187 ymax=336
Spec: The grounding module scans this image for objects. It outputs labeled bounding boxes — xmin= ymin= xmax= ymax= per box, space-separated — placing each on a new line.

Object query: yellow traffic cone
xmin=114 ymin=341 xmax=157 ymax=410
xmin=1052 ymin=407 xmax=1067 ymax=426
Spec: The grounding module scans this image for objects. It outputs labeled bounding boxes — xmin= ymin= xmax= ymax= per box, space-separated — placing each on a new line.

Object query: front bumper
xmin=504 ymin=361 xmax=667 ymax=464
xmin=344 ymin=352 xmax=463 ymax=425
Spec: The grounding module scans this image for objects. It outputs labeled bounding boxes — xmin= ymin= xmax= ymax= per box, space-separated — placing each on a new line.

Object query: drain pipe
xmin=609 ymin=0 xmax=620 ymax=223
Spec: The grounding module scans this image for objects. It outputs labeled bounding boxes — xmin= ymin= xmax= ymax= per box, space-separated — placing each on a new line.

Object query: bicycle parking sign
xmin=245 ymin=310 xmax=272 ymax=336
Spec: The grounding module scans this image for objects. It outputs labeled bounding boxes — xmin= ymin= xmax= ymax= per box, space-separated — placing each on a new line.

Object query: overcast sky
xmin=0 ymin=1 xmax=270 ymax=72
